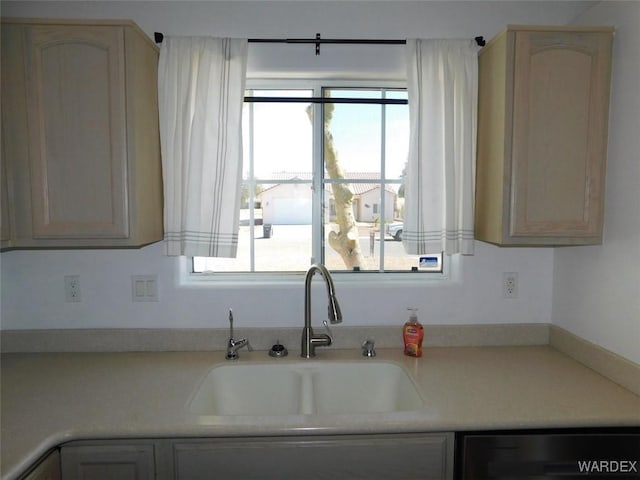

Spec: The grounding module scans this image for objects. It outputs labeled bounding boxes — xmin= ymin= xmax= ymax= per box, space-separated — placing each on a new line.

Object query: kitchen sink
xmin=310 ymin=362 xmax=424 ymax=414
xmin=188 ymin=361 xmax=424 ymax=417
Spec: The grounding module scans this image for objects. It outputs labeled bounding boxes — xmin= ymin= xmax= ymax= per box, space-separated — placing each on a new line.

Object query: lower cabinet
xmin=59 ymin=433 xmax=453 ymax=480
xmin=60 ymin=443 xmax=155 ymax=480
xmin=22 ymin=450 xmax=61 ymax=480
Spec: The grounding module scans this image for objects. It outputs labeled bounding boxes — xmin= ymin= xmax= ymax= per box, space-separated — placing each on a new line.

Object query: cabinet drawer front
xmin=61 ymin=444 xmax=155 ymax=480
xmin=24 ymin=25 xmax=129 ymax=239
xmin=173 ymin=434 xmax=452 ymax=480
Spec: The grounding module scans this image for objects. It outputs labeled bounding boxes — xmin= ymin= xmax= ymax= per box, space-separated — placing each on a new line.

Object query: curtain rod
xmin=153 ymin=32 xmax=486 ymax=55
xmin=245 ymin=96 xmax=408 ymax=105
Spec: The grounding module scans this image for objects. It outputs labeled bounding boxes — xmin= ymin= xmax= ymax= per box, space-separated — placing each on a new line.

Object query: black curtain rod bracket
xmin=153 ymin=31 xmax=486 ymax=51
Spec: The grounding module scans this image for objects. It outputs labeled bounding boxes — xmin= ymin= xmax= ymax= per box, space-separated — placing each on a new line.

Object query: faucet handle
xmin=322 ymin=320 xmax=334 ymax=343
xmin=362 ymin=339 xmax=376 ymax=357
xmin=225 ymin=337 xmax=252 ymax=360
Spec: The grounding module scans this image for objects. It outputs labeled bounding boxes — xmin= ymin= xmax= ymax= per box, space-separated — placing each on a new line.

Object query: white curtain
xmin=158 ymin=37 xmax=248 ymax=257
xmin=403 ymin=39 xmax=478 ymax=256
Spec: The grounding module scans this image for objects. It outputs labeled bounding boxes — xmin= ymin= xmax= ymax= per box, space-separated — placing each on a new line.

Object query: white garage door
xmin=272 ymin=198 xmax=312 ymax=224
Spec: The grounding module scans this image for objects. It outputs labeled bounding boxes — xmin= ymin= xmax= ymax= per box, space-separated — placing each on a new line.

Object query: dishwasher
xmin=456 ymin=428 xmax=640 ymax=479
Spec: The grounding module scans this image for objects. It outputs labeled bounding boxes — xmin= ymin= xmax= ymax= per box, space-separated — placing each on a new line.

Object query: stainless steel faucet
xmin=301 ymin=263 xmax=342 ymax=358
xmin=225 ymin=309 xmax=251 ymax=360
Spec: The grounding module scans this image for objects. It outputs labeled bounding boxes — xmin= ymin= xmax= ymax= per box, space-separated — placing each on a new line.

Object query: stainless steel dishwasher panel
xmin=458 ymin=431 xmax=640 ymax=479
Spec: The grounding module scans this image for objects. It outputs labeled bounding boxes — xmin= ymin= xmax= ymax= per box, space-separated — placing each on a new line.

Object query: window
xmin=193 ymin=82 xmax=442 ymax=275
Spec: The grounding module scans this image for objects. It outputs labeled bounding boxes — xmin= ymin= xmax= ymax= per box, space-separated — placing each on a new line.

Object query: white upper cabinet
xmin=474 ymin=25 xmax=614 ymax=246
xmin=1 ymin=19 xmax=163 ymax=249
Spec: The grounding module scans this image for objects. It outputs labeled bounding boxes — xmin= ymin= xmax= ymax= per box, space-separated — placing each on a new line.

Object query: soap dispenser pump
xmin=403 ymin=308 xmax=424 ymax=357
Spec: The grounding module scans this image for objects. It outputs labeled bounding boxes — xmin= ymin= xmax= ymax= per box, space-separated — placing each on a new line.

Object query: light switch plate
xmin=131 ymin=275 xmax=158 ymax=302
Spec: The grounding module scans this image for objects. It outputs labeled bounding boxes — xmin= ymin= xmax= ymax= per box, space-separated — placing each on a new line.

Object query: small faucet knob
xmin=362 ymin=339 xmax=376 ymax=357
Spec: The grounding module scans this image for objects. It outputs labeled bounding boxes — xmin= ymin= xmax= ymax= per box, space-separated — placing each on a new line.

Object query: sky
xmin=243 ymin=89 xmax=409 ymax=180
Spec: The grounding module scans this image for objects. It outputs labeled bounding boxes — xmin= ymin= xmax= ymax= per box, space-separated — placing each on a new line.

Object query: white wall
xmin=0 ymin=1 xmax=597 ymax=80
xmin=1 ymin=241 xmax=554 ymax=329
xmin=0 ymin=1 xmax=597 ymax=40
xmin=1 ymin=1 xmax=596 ymax=336
xmin=552 ymin=1 xmax=640 ymax=364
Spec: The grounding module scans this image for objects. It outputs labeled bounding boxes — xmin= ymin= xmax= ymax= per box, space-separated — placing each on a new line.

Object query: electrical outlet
xmin=64 ymin=275 xmax=81 ymax=302
xmin=503 ymin=272 xmax=518 ymax=299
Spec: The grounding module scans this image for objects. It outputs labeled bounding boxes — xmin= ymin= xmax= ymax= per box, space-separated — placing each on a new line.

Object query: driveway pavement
xmin=241 ymin=224 xmax=415 ymax=272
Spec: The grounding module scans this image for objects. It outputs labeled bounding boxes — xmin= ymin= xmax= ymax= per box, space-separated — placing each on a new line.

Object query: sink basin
xmin=189 ymin=363 xmax=302 ymax=415
xmin=188 ymin=361 xmax=424 ymax=416
xmin=311 ymin=362 xmax=424 ymax=414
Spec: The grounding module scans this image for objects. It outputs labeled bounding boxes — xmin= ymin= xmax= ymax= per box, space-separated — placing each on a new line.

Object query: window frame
xmin=189 ymin=78 xmax=445 ymax=283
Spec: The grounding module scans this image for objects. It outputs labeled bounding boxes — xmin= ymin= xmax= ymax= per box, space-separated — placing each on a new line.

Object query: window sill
xmin=182 ymin=264 xmax=449 ymax=289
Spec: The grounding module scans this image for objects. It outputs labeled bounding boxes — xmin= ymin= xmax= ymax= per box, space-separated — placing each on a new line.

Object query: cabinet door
xmin=173 ymin=434 xmax=453 ymax=480
xmin=1 ymin=133 xmax=12 ymax=248
xmin=24 ymin=25 xmax=129 ymax=239
xmin=23 ymin=450 xmax=61 ymax=480
xmin=510 ymin=30 xmax=612 ymax=239
xmin=1 ymin=22 xmax=27 ymax=250
xmin=61 ymin=444 xmax=155 ymax=480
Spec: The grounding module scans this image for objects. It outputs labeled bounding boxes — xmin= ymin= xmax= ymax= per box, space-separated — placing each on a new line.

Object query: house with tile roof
xmin=256 ymin=172 xmax=397 ymax=224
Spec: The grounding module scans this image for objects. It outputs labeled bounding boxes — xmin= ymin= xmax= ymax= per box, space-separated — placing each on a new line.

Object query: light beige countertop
xmin=2 ymin=346 xmax=639 ymax=479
